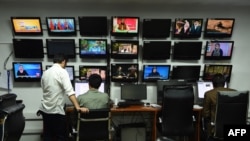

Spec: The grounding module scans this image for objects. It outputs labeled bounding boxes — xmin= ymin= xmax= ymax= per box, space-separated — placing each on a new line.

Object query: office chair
xmin=157 ymin=85 xmax=194 ymax=141
xmin=212 ymin=91 xmax=249 ymax=140
xmin=76 ymin=108 xmax=110 ymax=141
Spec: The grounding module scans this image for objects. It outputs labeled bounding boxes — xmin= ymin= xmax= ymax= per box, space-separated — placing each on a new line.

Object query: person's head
xmin=193 ymin=20 xmax=200 ymax=26
xmin=53 ymin=54 xmax=68 ymax=68
xmin=19 ymin=65 xmax=24 ymax=71
xmin=215 ymin=43 xmax=221 ymax=50
xmin=152 ymin=67 xmax=157 ymax=73
xmin=212 ymin=73 xmax=226 ymax=88
xmin=88 ymin=74 xmax=102 ymax=89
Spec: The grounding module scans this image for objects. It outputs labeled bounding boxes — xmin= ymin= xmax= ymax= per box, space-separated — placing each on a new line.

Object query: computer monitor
xmin=120 ymin=84 xmax=147 ymax=102
xmin=74 ymin=81 xmax=105 ymax=97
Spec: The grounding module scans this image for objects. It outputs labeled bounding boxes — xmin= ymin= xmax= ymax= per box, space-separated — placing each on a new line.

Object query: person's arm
xmin=69 ymin=94 xmax=89 ymax=113
xmin=220 ymin=49 xmax=223 ymax=57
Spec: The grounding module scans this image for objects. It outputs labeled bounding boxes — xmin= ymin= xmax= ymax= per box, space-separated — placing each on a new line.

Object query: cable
xmin=4 ymin=51 xmax=13 ymax=70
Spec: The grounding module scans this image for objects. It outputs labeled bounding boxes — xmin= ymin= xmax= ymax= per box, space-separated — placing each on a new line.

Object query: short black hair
xmin=212 ymin=73 xmax=225 ymax=87
xmin=53 ymin=54 xmax=68 ymax=63
xmin=89 ymin=74 xmax=102 ymax=89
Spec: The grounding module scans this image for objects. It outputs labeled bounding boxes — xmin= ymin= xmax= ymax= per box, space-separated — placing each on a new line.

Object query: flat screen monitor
xmin=46 ymin=65 xmax=75 ymax=81
xmin=46 ymin=39 xmax=76 ymax=59
xmin=74 ymin=81 xmax=105 ymax=97
xmin=111 ymin=16 xmax=139 ymax=37
xmin=203 ymin=64 xmax=232 ymax=82
xmin=13 ymin=38 xmax=44 ymax=58
xmin=121 ymin=84 xmax=147 ymax=101
xmin=204 ymin=18 xmax=235 ymax=38
xmin=173 ymin=18 xmax=203 ymax=38
xmin=171 ymin=65 xmax=201 ymax=82
xmin=142 ymin=65 xmax=171 ymax=82
xmin=142 ymin=18 xmax=171 ymax=38
xmin=12 ymin=62 xmax=43 ymax=82
xmin=197 ymin=81 xmax=214 ymax=99
xmin=78 ymin=16 xmax=108 ymax=36
xmin=46 ymin=17 xmax=76 ymax=36
xmin=204 ymin=41 xmax=234 ymax=60
xmin=142 ymin=41 xmax=171 ymax=60
xmin=111 ymin=63 xmax=139 ymax=83
xmin=172 ymin=41 xmax=202 ymax=60
xmin=79 ymin=65 xmax=107 ymax=81
xmin=79 ymin=39 xmax=108 ymax=58
xmin=11 ymin=17 xmax=43 ymax=36
xmin=111 ymin=40 xmax=139 ymax=59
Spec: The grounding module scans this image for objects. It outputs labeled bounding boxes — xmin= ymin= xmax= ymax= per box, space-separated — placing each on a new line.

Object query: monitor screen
xmin=111 ymin=40 xmax=139 ymax=59
xmin=121 ymin=84 xmax=147 ymax=101
xmin=142 ymin=65 xmax=171 ymax=82
xmin=204 ymin=41 xmax=234 ymax=60
xmin=46 ymin=39 xmax=76 ymax=58
xmin=197 ymin=81 xmax=214 ymax=99
xmin=171 ymin=65 xmax=201 ymax=82
xmin=173 ymin=18 xmax=203 ymax=38
xmin=46 ymin=65 xmax=75 ymax=81
xmin=142 ymin=18 xmax=171 ymax=38
xmin=79 ymin=39 xmax=108 ymax=58
xmin=13 ymin=38 xmax=44 ymax=58
xmin=78 ymin=16 xmax=108 ymax=36
xmin=204 ymin=18 xmax=235 ymax=38
xmin=142 ymin=41 xmax=171 ymax=60
xmin=203 ymin=64 xmax=232 ymax=82
xmin=12 ymin=62 xmax=43 ymax=82
xmin=172 ymin=41 xmax=202 ymax=60
xmin=11 ymin=17 xmax=43 ymax=36
xmin=46 ymin=17 xmax=76 ymax=36
xmin=74 ymin=81 xmax=105 ymax=97
xmin=111 ymin=16 xmax=139 ymax=37
xmin=111 ymin=63 xmax=139 ymax=83
xmin=79 ymin=65 xmax=107 ymax=81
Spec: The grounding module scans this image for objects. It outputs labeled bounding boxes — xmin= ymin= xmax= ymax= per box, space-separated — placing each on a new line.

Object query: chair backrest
xmin=76 ymin=108 xmax=110 ymax=141
xmin=214 ymin=91 xmax=249 ymax=138
xmin=161 ymin=85 xmax=194 ymax=136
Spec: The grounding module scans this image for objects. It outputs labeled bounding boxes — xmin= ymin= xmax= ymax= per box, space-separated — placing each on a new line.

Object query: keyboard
xmin=118 ymin=101 xmax=144 ymax=107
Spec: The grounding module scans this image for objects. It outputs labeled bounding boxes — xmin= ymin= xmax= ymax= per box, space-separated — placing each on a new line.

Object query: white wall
xmin=0 ymin=1 xmax=250 ymax=140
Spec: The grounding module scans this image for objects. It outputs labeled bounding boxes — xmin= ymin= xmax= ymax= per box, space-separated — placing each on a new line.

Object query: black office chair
xmin=157 ymin=85 xmax=195 ymax=141
xmin=212 ymin=91 xmax=249 ymax=140
xmin=76 ymin=108 xmax=110 ymax=141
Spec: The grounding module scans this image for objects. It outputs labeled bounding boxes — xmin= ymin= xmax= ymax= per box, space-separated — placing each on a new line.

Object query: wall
xmin=0 ymin=1 xmax=250 ymax=140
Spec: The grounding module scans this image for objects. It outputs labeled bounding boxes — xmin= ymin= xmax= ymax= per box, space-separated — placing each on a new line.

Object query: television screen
xmin=204 ymin=18 xmax=235 ymax=38
xmin=197 ymin=81 xmax=214 ymax=99
xmin=142 ymin=65 xmax=171 ymax=82
xmin=204 ymin=41 xmax=234 ymax=60
xmin=79 ymin=65 xmax=107 ymax=81
xmin=12 ymin=62 xmax=43 ymax=82
xmin=74 ymin=81 xmax=105 ymax=97
xmin=142 ymin=18 xmax=171 ymax=38
xmin=142 ymin=41 xmax=171 ymax=60
xmin=111 ymin=63 xmax=139 ymax=83
xmin=121 ymin=83 xmax=147 ymax=101
xmin=173 ymin=18 xmax=203 ymax=38
xmin=11 ymin=17 xmax=43 ymax=36
xmin=79 ymin=39 xmax=108 ymax=58
xmin=171 ymin=65 xmax=201 ymax=82
xmin=46 ymin=39 xmax=76 ymax=58
xmin=203 ymin=64 xmax=232 ymax=82
xmin=46 ymin=65 xmax=75 ymax=81
xmin=111 ymin=16 xmax=139 ymax=37
xmin=111 ymin=40 xmax=139 ymax=59
xmin=172 ymin=41 xmax=202 ymax=60
xmin=13 ymin=38 xmax=44 ymax=58
xmin=78 ymin=16 xmax=108 ymax=36
xmin=46 ymin=17 xmax=76 ymax=36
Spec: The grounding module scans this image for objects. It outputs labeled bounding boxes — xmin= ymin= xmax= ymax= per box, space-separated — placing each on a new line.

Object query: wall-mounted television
xmin=142 ymin=65 xmax=171 ymax=82
xmin=79 ymin=65 xmax=107 ymax=81
xmin=172 ymin=41 xmax=202 ymax=60
xmin=46 ymin=39 xmax=76 ymax=59
xmin=171 ymin=65 xmax=201 ymax=82
xmin=111 ymin=40 xmax=139 ymax=59
xmin=204 ymin=41 xmax=234 ymax=60
xmin=79 ymin=39 xmax=108 ymax=59
xmin=173 ymin=18 xmax=203 ymax=38
xmin=11 ymin=17 xmax=43 ymax=36
xmin=111 ymin=63 xmax=139 ymax=83
xmin=111 ymin=16 xmax=139 ymax=37
xmin=142 ymin=18 xmax=171 ymax=38
xmin=204 ymin=18 xmax=235 ymax=38
xmin=142 ymin=41 xmax=171 ymax=60
xmin=46 ymin=17 xmax=76 ymax=36
xmin=13 ymin=38 xmax=44 ymax=58
xmin=78 ymin=16 xmax=108 ymax=36
xmin=46 ymin=65 xmax=75 ymax=81
xmin=12 ymin=62 xmax=43 ymax=82
xmin=203 ymin=64 xmax=232 ymax=82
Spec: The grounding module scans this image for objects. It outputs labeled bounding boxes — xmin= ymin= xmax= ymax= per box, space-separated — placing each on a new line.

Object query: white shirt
xmin=39 ymin=63 xmax=74 ymax=115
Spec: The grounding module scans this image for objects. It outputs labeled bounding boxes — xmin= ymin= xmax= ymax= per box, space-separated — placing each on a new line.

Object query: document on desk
xmin=150 ymin=104 xmax=161 ymax=108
